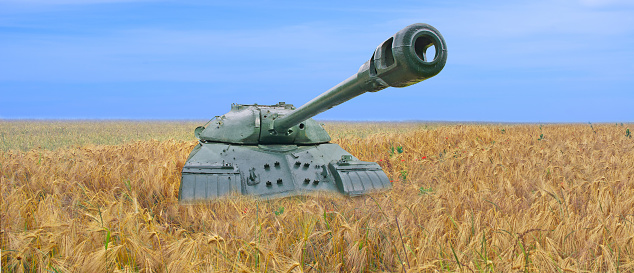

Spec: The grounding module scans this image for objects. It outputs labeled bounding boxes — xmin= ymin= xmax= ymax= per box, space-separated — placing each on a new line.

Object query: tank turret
xmin=179 ymin=23 xmax=447 ymax=202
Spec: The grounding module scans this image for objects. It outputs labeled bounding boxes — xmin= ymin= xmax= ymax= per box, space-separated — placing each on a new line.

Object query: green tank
xmin=179 ymin=23 xmax=447 ymax=202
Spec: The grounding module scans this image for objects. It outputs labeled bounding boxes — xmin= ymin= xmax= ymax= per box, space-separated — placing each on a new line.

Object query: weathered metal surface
xmin=179 ymin=143 xmax=390 ymax=201
xmin=179 ymin=23 xmax=447 ymax=202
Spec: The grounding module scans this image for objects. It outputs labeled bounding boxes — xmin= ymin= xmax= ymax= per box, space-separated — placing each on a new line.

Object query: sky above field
xmin=0 ymin=0 xmax=633 ymax=122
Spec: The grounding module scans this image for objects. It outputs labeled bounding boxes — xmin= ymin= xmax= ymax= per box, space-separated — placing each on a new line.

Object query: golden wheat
xmin=1 ymin=122 xmax=633 ymax=272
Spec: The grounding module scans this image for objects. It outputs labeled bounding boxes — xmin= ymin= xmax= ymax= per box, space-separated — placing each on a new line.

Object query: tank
xmin=179 ymin=23 xmax=447 ymax=202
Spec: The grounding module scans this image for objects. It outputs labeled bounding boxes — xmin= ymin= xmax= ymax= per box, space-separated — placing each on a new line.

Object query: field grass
xmin=0 ymin=120 xmax=201 ymax=152
xmin=1 ymin=121 xmax=634 ymax=272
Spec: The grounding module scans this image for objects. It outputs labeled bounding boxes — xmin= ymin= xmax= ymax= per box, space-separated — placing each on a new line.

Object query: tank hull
xmin=179 ymin=142 xmax=391 ymax=202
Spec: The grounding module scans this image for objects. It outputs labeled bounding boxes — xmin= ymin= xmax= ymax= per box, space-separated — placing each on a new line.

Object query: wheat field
xmin=1 ymin=121 xmax=633 ymax=272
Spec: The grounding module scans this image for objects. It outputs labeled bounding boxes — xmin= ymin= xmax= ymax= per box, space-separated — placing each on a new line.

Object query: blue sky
xmin=0 ymin=0 xmax=632 ymax=122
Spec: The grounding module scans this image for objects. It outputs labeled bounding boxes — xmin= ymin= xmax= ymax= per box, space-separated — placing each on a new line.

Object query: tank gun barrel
xmin=271 ymin=23 xmax=447 ymax=134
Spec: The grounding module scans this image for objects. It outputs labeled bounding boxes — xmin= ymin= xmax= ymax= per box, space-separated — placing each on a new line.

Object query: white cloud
xmin=0 ymin=0 xmax=156 ymax=4
xmin=383 ymin=0 xmax=634 ymax=73
xmin=1 ymin=0 xmax=632 ymax=84
xmin=577 ymin=0 xmax=634 ymax=7
xmin=0 ymin=22 xmax=380 ymax=82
